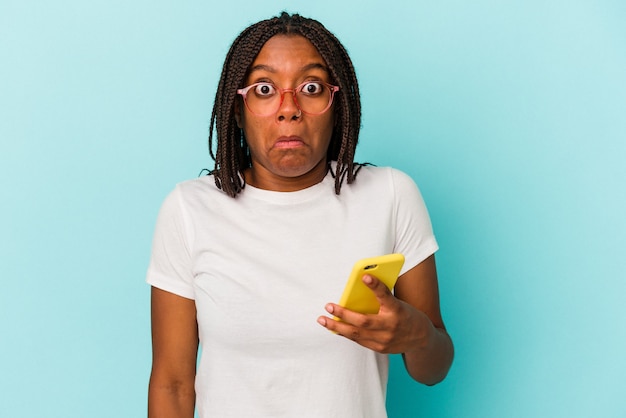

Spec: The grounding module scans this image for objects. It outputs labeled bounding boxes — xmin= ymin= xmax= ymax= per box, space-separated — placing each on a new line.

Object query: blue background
xmin=1 ymin=1 xmax=625 ymax=417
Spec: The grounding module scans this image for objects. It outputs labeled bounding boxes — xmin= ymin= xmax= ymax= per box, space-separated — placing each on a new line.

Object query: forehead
xmin=248 ymin=34 xmax=328 ymax=75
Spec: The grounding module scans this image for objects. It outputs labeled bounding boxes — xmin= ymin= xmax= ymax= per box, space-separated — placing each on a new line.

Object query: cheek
xmin=241 ymin=118 xmax=271 ymax=152
xmin=321 ymin=115 xmax=335 ymax=142
xmin=244 ymin=118 xmax=268 ymax=136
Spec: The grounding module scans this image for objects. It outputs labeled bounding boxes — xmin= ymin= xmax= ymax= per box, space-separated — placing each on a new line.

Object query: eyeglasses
xmin=237 ymin=81 xmax=340 ymax=117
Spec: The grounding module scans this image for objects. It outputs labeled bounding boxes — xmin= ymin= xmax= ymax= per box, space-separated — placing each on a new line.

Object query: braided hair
xmin=208 ymin=12 xmax=362 ymax=197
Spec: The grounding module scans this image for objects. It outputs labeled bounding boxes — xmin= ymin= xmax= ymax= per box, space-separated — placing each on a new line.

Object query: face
xmin=236 ymin=35 xmax=335 ymax=192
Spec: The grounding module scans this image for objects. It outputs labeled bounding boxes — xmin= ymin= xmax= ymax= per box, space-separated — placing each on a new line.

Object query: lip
xmin=273 ymin=135 xmax=305 ymax=149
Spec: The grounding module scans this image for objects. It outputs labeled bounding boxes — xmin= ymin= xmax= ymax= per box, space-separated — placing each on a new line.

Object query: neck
xmin=244 ymin=159 xmax=329 ymax=192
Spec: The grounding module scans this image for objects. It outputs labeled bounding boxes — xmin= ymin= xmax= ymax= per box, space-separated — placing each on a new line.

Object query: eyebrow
xmin=248 ymin=62 xmax=329 ymax=74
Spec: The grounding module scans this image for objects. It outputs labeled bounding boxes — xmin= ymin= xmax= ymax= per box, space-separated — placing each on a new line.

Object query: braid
xmin=208 ymin=12 xmax=362 ymax=197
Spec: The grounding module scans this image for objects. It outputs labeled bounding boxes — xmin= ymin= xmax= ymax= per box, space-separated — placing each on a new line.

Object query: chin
xmin=273 ymin=157 xmax=320 ymax=176
xmin=275 ymin=165 xmax=315 ymax=178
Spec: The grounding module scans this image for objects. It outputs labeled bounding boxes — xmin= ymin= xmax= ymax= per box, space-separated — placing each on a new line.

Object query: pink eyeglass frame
xmin=237 ymin=81 xmax=340 ymax=116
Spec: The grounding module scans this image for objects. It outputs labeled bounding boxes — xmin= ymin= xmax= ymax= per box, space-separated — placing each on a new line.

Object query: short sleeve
xmin=146 ymin=187 xmax=195 ymax=299
xmin=390 ymin=169 xmax=439 ymax=275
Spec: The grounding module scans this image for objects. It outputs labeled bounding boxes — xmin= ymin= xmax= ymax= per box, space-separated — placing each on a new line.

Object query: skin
xmin=234 ymin=35 xmax=335 ymax=191
xmin=317 ymin=255 xmax=454 ymax=385
xmin=148 ymin=34 xmax=453 ymax=417
xmin=148 ymin=288 xmax=197 ymax=417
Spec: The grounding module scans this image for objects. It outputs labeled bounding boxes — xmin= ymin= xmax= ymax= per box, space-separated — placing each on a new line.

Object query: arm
xmin=317 ymin=255 xmax=453 ymax=385
xmin=148 ymin=286 xmax=199 ymax=417
xmin=393 ymin=254 xmax=454 ymax=384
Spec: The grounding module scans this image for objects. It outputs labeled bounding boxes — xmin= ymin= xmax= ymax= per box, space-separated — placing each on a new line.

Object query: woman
xmin=147 ymin=12 xmax=453 ymax=418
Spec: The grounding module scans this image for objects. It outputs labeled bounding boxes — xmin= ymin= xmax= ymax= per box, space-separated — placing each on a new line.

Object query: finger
xmin=317 ymin=314 xmax=389 ymax=352
xmin=362 ymin=274 xmax=395 ymax=305
xmin=317 ymin=313 xmax=368 ymax=340
xmin=321 ymin=303 xmax=377 ymax=330
xmin=317 ymin=314 xmax=347 ymax=334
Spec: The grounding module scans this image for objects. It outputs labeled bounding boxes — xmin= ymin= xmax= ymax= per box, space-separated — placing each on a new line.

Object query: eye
xmin=253 ymin=83 xmax=276 ymax=97
xmin=300 ymin=82 xmax=323 ymax=95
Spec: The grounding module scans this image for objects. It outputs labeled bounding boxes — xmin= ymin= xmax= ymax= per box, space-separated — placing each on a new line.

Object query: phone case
xmin=337 ymin=253 xmax=405 ymax=316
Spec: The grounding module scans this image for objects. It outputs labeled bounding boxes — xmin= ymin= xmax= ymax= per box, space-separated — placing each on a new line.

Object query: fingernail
xmin=325 ymin=304 xmax=334 ymax=314
xmin=317 ymin=317 xmax=327 ymax=326
xmin=363 ymin=275 xmax=373 ymax=284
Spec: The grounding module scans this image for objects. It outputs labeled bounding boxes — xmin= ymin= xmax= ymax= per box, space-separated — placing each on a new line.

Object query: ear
xmin=234 ymin=101 xmax=242 ymax=128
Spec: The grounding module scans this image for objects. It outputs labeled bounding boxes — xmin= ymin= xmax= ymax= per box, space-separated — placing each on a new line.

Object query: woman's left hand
xmin=317 ymin=274 xmax=433 ymax=354
xmin=317 ymin=255 xmax=453 ymax=385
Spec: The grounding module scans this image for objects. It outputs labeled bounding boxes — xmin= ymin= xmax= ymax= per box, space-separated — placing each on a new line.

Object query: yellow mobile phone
xmin=337 ymin=253 xmax=405 ymax=316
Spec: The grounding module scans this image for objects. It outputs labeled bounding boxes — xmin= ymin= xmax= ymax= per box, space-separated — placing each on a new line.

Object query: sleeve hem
xmin=399 ymin=237 xmax=439 ymax=276
xmin=146 ymin=269 xmax=196 ymax=300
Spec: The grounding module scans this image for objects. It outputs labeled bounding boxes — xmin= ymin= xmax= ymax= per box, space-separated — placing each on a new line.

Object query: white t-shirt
xmin=147 ymin=164 xmax=438 ymax=418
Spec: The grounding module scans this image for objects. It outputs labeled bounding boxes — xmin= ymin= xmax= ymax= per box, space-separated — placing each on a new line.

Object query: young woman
xmin=147 ymin=12 xmax=453 ymax=418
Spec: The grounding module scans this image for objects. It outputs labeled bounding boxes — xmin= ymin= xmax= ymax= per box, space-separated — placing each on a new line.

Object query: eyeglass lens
xmin=244 ymin=83 xmax=334 ymax=116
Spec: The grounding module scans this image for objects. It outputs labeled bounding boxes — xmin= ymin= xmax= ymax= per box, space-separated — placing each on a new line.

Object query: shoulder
xmin=351 ymin=164 xmax=419 ymax=192
xmin=174 ymin=175 xmax=220 ymax=195
xmin=170 ymin=175 xmax=233 ymax=203
xmin=157 ymin=174 xmax=234 ymax=218
xmin=351 ymin=165 xmax=429 ymax=215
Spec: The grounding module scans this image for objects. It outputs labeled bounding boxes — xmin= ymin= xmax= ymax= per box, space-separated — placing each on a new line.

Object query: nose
xmin=276 ymin=89 xmax=302 ymax=121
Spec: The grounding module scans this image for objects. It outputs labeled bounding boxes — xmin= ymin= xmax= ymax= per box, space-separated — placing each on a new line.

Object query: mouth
xmin=273 ymin=136 xmax=305 ymax=149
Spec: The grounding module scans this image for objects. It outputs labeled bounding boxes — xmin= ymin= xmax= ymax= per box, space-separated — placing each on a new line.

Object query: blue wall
xmin=1 ymin=1 xmax=624 ymax=417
